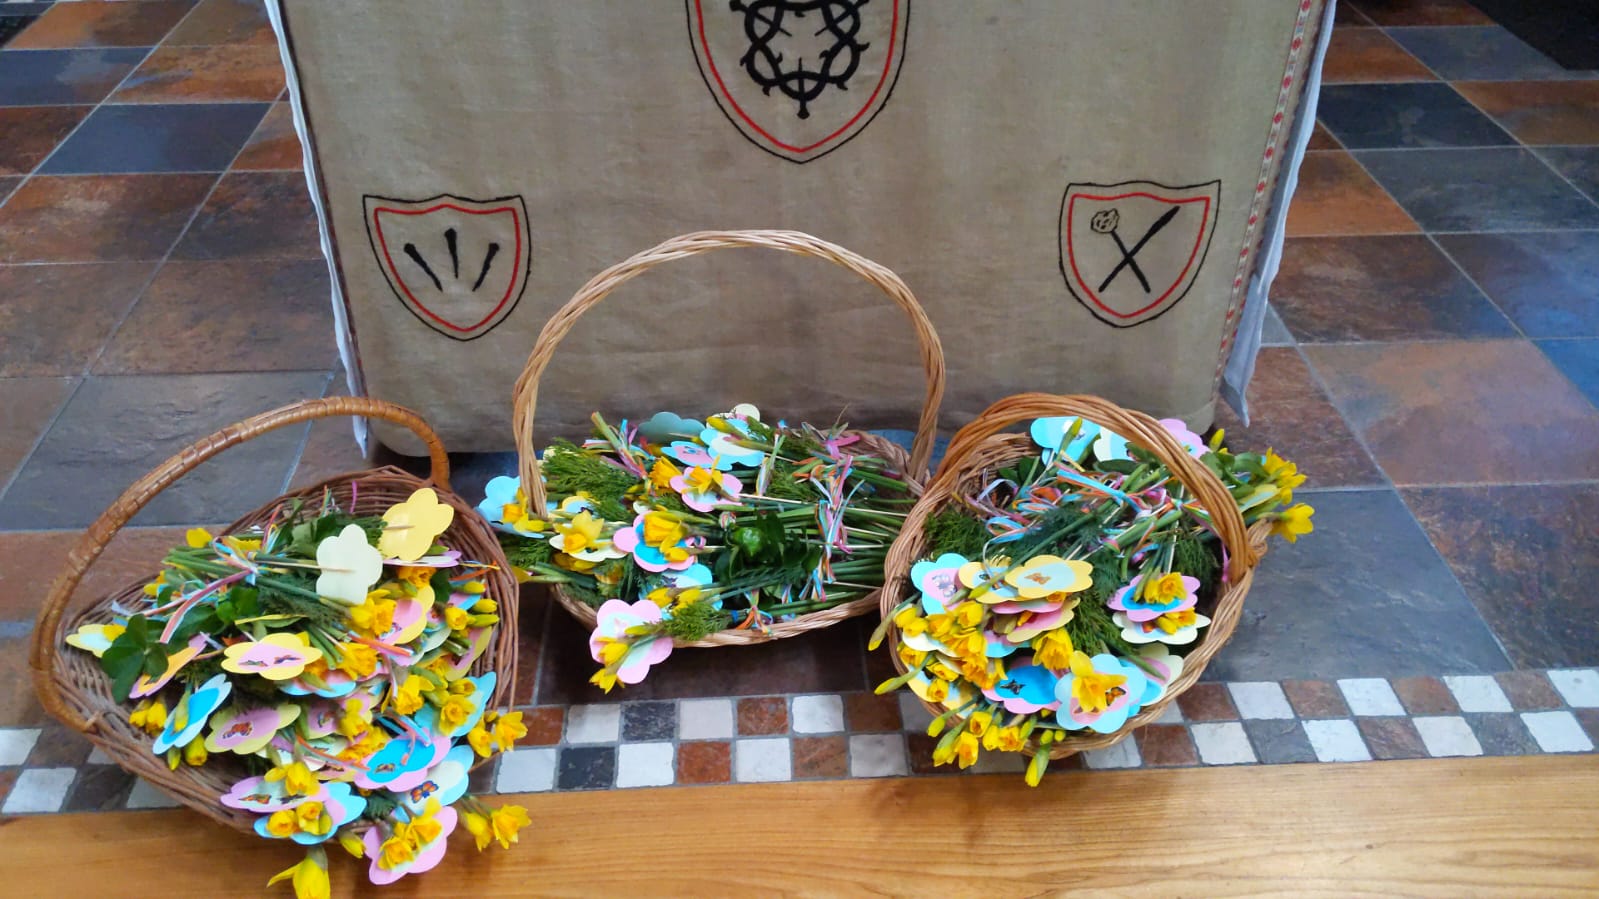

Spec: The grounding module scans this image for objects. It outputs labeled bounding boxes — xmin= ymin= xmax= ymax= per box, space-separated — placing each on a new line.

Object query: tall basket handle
xmin=512 ymin=230 xmax=946 ymax=516
xmin=927 ymin=393 xmax=1257 ymax=579
xmin=30 ymin=396 xmax=450 ymax=733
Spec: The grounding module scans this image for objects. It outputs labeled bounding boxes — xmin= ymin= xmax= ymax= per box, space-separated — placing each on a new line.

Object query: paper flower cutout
xmin=1116 ymin=609 xmax=1210 ymax=645
xmin=205 ymin=703 xmax=301 ymax=755
xmin=611 ymin=512 xmax=697 ymax=572
xmin=255 ymin=781 xmax=366 ymax=845
xmin=315 ymin=524 xmax=384 ymax=604
xmin=363 ymin=802 xmax=458 ymax=885
xmin=65 ymin=622 xmax=124 ymax=658
xmin=663 ymin=441 xmax=722 ymax=470
xmin=982 ymin=662 xmax=1061 ymax=714
xmin=699 ymin=419 xmax=765 ymax=469
xmin=413 ymin=673 xmax=496 ymax=738
xmin=395 ymin=744 xmax=474 ymax=815
xmin=1108 ymin=572 xmax=1200 ymax=622
xmin=668 ymin=466 xmax=742 ymax=513
xmin=380 ymin=488 xmax=456 ymax=562
xmin=638 ymin=411 xmax=704 ymax=444
xmin=131 ymin=633 xmax=207 ymax=698
xmin=1159 ymin=418 xmax=1210 ymax=459
xmin=956 ymin=560 xmax=1020 ymax=604
xmin=1135 ymin=644 xmax=1185 ymax=708
xmin=439 ymin=627 xmax=493 ymax=680
xmin=355 ymin=734 xmax=451 ymax=792
xmin=1003 ymin=555 xmax=1093 ymax=599
xmin=908 ymin=671 xmax=976 ymax=710
xmin=1054 ymin=652 xmax=1151 ymax=734
xmin=1004 ymin=600 xmax=1079 ymax=644
xmin=477 ymin=476 xmax=545 ymax=537
xmin=152 ymin=674 xmax=232 ymax=753
xmin=548 ymin=510 xmax=625 ymax=563
xmin=589 ymin=599 xmax=672 ymax=685
xmin=664 ymin=563 xmax=714 ymax=590
xmin=1029 ymin=416 xmax=1102 ymax=460
xmin=223 ymin=632 xmax=323 ymax=681
xmin=1093 ymin=429 xmax=1131 ymax=462
xmin=911 ymin=552 xmax=968 ymax=614
xmin=221 ymin=774 xmax=329 ymax=812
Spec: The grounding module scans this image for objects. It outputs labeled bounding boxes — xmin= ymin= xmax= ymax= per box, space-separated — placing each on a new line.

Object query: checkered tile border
xmin=4 ymin=669 xmax=1597 ymax=814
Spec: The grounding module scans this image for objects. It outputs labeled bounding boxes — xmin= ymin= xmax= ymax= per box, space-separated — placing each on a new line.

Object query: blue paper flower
xmin=1030 ymin=416 xmax=1102 ymax=461
xmin=637 ymin=411 xmax=704 ymax=445
xmin=152 ymin=674 xmax=231 ymax=753
xmin=911 ymin=552 xmax=969 ymax=614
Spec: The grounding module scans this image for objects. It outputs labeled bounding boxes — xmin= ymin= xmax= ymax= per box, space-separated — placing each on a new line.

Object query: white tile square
xmin=1547 ymin=669 xmax=1599 ymax=708
xmin=1191 ymin=722 xmax=1257 ymax=765
xmin=0 ymin=728 xmax=41 ymax=767
xmin=1303 ymin=719 xmax=1372 ymax=763
xmin=1521 ymin=711 xmax=1595 ymax=753
xmin=496 ymin=747 xmax=558 ymax=793
xmin=1228 ymin=682 xmax=1294 ymax=720
xmin=792 ymin=694 xmax=846 ymax=734
xmin=124 ymin=778 xmax=179 ymax=811
xmin=615 ymin=742 xmax=675 ymax=788
xmin=2 ymin=768 xmax=75 ymax=814
xmin=1337 ymin=678 xmax=1406 ymax=716
xmin=897 ymin=693 xmax=935 ymax=732
xmin=564 ymin=704 xmax=621 ymax=743
xmin=86 ymin=747 xmax=114 ymax=766
xmin=678 ymin=698 xmax=735 ymax=740
xmin=849 ymin=734 xmax=908 ymax=778
xmin=1442 ymin=675 xmax=1512 ymax=713
xmin=1413 ymin=716 xmax=1483 ymax=757
xmin=1152 ymin=702 xmax=1184 ymax=724
xmin=1084 ymin=739 xmax=1142 ymax=769
xmin=734 ymin=737 xmax=792 ymax=783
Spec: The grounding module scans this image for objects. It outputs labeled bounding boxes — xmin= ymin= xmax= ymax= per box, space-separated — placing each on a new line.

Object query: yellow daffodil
xmin=554 ymin=511 xmax=603 ymax=555
xmin=493 ymin=711 xmax=527 ymax=751
xmin=183 ymin=739 xmax=208 ymax=767
xmin=955 ymin=602 xmax=984 ymax=629
xmin=642 ymin=512 xmax=686 ymax=549
xmin=1142 ymin=572 xmax=1190 ymax=605
xmin=297 ymin=801 xmax=332 ymax=836
xmin=266 ymin=849 xmax=329 ymax=899
xmin=982 ymin=726 xmax=1002 ymax=751
xmin=379 ymin=833 xmax=418 ymax=870
xmin=489 ymin=805 xmax=532 ymax=849
xmin=185 ymin=527 xmax=213 ymax=548
xmin=129 ymin=699 xmax=167 ymax=735
xmin=997 ymin=726 xmax=1025 ymax=753
xmin=266 ymin=809 xmax=298 ymax=838
xmin=893 ymin=607 xmax=927 ymax=638
xmin=397 ymin=566 xmax=434 ymax=588
xmin=649 ymin=458 xmax=682 ymax=493
xmin=444 ymin=605 xmax=471 ymax=632
xmin=646 ymin=587 xmax=674 ymax=608
xmin=932 ymin=738 xmax=956 ymax=766
xmin=589 ymin=668 xmax=619 ymax=692
xmin=598 ymin=638 xmax=628 ymax=667
xmin=350 ymin=592 xmax=396 ymax=637
xmin=264 ymin=760 xmax=318 ymax=797
xmin=1262 ymin=448 xmax=1291 ymax=477
xmin=334 ymin=642 xmax=378 ymax=679
xmin=1155 ymin=608 xmax=1198 ymax=634
xmin=462 ymin=809 xmax=493 ymax=851
xmin=1032 ymin=629 xmax=1074 ymax=671
xmin=896 ymin=644 xmax=927 ymax=669
xmin=925 ymin=679 xmax=950 ymax=703
xmin=966 ymin=710 xmax=993 ymax=736
xmin=222 ymin=535 xmax=261 ymax=553
xmin=393 ymin=674 xmax=427 ymax=715
xmin=336 ymin=698 xmax=368 ymax=738
xmin=337 ymin=829 xmax=365 ymax=859
xmin=929 ymin=661 xmax=959 ymax=682
xmin=468 ymin=721 xmax=496 ymax=758
xmin=961 ymin=655 xmax=998 ymax=689
xmin=1069 ymin=651 xmax=1126 ymax=714
xmin=438 ymin=695 xmax=475 ymax=734
xmin=1273 ymin=503 xmax=1315 ymax=543
xmin=684 ymin=467 xmax=721 ymax=495
xmin=409 ymin=799 xmax=444 ymax=845
xmin=955 ymin=731 xmax=980 ymax=769
xmin=450 ymin=678 xmax=476 ymax=696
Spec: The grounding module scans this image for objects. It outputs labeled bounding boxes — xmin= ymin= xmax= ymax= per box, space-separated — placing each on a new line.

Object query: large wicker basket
xmin=28 ymin=397 xmax=519 ymax=832
xmin=511 ymin=230 xmax=945 ymax=647
xmin=880 ymin=393 xmax=1271 ymax=759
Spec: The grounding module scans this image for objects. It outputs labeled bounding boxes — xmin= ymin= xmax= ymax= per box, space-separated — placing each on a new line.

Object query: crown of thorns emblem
xmin=730 ymin=0 xmax=871 ymax=119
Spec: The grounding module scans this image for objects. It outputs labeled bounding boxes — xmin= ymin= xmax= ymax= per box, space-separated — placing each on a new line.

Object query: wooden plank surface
xmin=2 ymin=755 xmax=1597 ymax=897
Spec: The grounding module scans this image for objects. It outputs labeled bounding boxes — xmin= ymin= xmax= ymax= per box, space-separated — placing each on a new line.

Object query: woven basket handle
xmin=511 ymin=230 xmax=945 ymax=515
xmin=29 ymin=396 xmax=450 ymax=733
xmin=933 ymin=393 xmax=1258 ymax=578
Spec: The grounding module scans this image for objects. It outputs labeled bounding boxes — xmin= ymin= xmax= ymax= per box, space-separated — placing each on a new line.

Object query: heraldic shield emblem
xmin=688 ymin=0 xmax=910 ymax=163
xmin=363 ymin=194 xmax=530 ymax=341
xmin=1058 ymin=180 xmax=1222 ymax=328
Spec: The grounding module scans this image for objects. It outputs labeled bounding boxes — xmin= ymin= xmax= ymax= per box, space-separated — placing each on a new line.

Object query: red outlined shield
xmin=688 ymin=0 xmax=909 ymax=163
xmin=363 ymin=194 xmax=530 ymax=341
xmin=1058 ymin=180 xmax=1221 ymax=328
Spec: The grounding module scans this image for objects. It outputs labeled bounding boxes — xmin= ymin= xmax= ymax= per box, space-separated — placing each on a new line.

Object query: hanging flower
xmin=1054 ymin=651 xmax=1151 ymax=734
xmin=363 ymin=800 xmax=458 ymax=885
xmin=379 ymin=488 xmax=456 ymax=562
xmin=205 ymin=704 xmax=301 ymax=755
xmin=315 ymin=525 xmax=384 ymax=605
xmin=587 ymin=599 xmax=673 ymax=689
xmin=1107 ymin=571 xmax=1200 ymax=622
xmin=1115 ymin=608 xmax=1211 ymax=645
xmin=610 ymin=511 xmax=697 ymax=572
xmin=1273 ymin=503 xmax=1315 ymax=543
xmin=1158 ymin=418 xmax=1209 ymax=459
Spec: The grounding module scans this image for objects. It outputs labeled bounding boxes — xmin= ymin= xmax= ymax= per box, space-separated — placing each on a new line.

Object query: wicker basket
xmin=511 ymin=230 xmax=945 ymax=647
xmin=880 ymin=393 xmax=1271 ymax=759
xmin=28 ymin=396 xmax=519 ymax=832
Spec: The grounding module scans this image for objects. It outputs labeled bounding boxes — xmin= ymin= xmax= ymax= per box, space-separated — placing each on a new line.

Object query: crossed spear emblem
xmin=1090 ymin=206 xmax=1181 ymax=294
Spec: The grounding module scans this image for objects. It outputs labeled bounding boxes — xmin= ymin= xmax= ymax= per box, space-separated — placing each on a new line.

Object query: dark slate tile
xmin=0 ymin=262 xmax=155 ymax=376
xmin=1272 ymin=236 xmax=1514 ymax=342
xmin=1317 ymin=83 xmax=1513 ymax=149
xmin=1357 ymin=717 xmax=1428 ymax=759
xmin=1467 ymin=712 xmax=1540 ymax=755
xmin=40 ymin=103 xmax=267 ymax=174
xmin=0 ymin=173 xmax=216 ymax=262
xmin=1437 ymin=233 xmax=1599 ymax=339
xmin=0 ymin=47 xmax=147 ymax=106
xmin=0 ymin=371 xmax=332 ymax=529
xmin=26 ymin=723 xmax=91 ymax=766
xmin=1203 ymin=490 xmax=1510 ymax=681
xmin=1538 ymin=340 xmax=1599 ymax=408
xmin=1307 ymin=341 xmax=1599 ymax=485
xmin=1243 ymin=719 xmax=1317 ymax=764
xmin=556 ymin=745 xmax=615 ymax=791
xmin=1404 ymin=485 xmax=1599 ymax=670
xmin=1321 ymin=27 xmax=1435 ymax=84
xmin=0 ymin=376 xmax=75 ymax=488
xmin=1350 ymin=0 xmax=1493 ymax=26
xmin=1456 ymin=81 xmax=1599 ymax=146
xmin=62 ymin=764 xmax=134 ymax=812
xmin=1535 ymin=147 xmax=1599 ymax=204
xmin=169 ymin=171 xmax=318 ymax=260
xmin=9 ymin=0 xmax=195 ymax=49
xmin=1356 ymin=148 xmax=1599 ymax=232
xmin=0 ymin=106 xmax=90 ymax=175
xmin=1389 ymin=25 xmax=1599 ymax=81
xmin=620 ymin=701 xmax=677 ymax=742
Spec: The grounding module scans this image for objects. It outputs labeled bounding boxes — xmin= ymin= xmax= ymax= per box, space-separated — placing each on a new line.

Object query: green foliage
xmin=923 ymin=509 xmax=990 ymax=558
xmin=99 ymin=614 xmax=172 ymax=702
xmin=661 ymin=601 xmax=732 ymax=641
xmin=764 ymin=461 xmax=813 ymax=501
xmin=259 ymin=589 xmax=344 ymax=632
xmin=715 ymin=512 xmax=819 ymax=582
xmin=1172 ymin=532 xmax=1221 ymax=588
xmin=541 ymin=441 xmax=637 ymax=521
xmin=285 ymin=513 xmax=385 ymax=558
xmin=498 ymin=532 xmax=553 ymax=569
xmin=1063 ymin=555 xmax=1139 ymax=657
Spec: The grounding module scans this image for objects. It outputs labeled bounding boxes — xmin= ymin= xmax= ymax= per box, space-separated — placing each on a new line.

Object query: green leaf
xmin=142 ymin=647 xmax=169 ymax=678
xmin=100 ymin=645 xmax=143 ymax=703
xmin=125 ymin=613 xmax=149 ymax=643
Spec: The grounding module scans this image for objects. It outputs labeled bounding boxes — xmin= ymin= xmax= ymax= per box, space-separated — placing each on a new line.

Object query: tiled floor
xmin=1 ymin=0 xmax=1597 ymax=813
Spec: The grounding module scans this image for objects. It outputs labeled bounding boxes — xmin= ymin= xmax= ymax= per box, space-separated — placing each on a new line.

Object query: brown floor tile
xmin=1357 ymin=717 xmax=1428 ymax=759
xmin=1335 ymin=3 xmax=1373 ymax=25
xmin=0 ymin=377 xmax=75 ymax=489
xmin=1575 ymin=709 xmax=1599 ymax=746
xmin=1135 ymin=724 xmax=1198 ymax=766
xmin=906 ymin=732 xmax=939 ymax=775
xmin=1350 ymin=0 xmax=1493 ymax=25
xmin=1215 ymin=347 xmax=1384 ymax=488
xmin=10 ymin=0 xmax=195 ymax=49
xmin=0 ymin=263 xmax=155 ymax=376
xmin=0 ymin=527 xmax=192 ymax=622
xmin=0 ymin=636 xmax=49 ymax=726
xmin=0 ymin=107 xmax=91 ymax=176
xmin=1272 ymin=236 xmax=1513 ymax=342
xmin=95 ymin=259 xmax=334 ymax=374
xmin=1455 ymin=81 xmax=1599 ymax=147
xmin=1308 ymin=341 xmax=1599 ymax=486
xmin=791 ymin=735 xmax=848 ymax=778
xmin=676 ymin=741 xmax=731 ymax=784
xmin=842 ymin=692 xmax=901 ymax=733
xmin=0 ymin=174 xmax=216 ymax=263
xmin=164 ymin=0 xmax=274 ymax=46
xmin=26 ymin=723 xmax=92 ymax=767
xmin=1392 ymin=676 xmax=1459 ymax=714
xmin=231 ymin=102 xmax=300 ymax=171
xmin=0 ymin=770 xmax=17 ymax=808
xmin=0 ymin=177 xmax=19 ymax=205
xmin=1282 ymin=680 xmax=1349 ymax=718
xmin=63 ymin=764 xmax=135 ymax=812
xmin=1285 ymin=152 xmax=1419 ymax=237
xmin=1405 ymin=485 xmax=1599 ymax=669
xmin=510 ymin=590 xmax=546 ymax=706
xmin=1495 ymin=671 xmax=1563 ymax=710
xmin=112 ymin=44 xmax=284 ymax=103
xmin=521 ymin=706 xmax=563 ymax=747
xmin=737 ymin=696 xmax=789 ymax=735
xmin=1321 ymin=28 xmax=1436 ymax=84
xmin=170 ymin=171 xmax=318 ymax=260
xmin=1175 ymin=683 xmax=1238 ymax=721
xmin=1307 ymin=122 xmax=1341 ymax=151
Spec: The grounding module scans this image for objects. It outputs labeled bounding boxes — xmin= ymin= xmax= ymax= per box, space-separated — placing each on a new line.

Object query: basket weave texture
xmin=880 ymin=393 xmax=1271 ymax=758
xmin=28 ymin=396 xmax=519 ymax=831
xmin=511 ymin=230 xmax=945 ymax=647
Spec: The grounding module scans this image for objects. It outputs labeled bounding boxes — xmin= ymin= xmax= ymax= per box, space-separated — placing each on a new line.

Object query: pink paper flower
xmin=1158 ymin=418 xmax=1210 ymax=459
xmin=364 ymin=804 xmax=458 ymax=885
xmin=589 ymin=599 xmax=673 ymax=685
